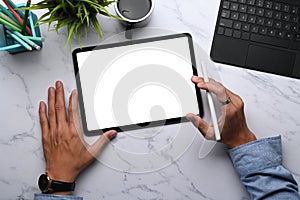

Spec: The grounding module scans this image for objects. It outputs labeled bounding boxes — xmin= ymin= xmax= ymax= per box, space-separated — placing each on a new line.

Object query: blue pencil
xmin=6 ymin=29 xmax=32 ymax=51
xmin=28 ymin=11 xmax=35 ymax=37
xmin=0 ymin=43 xmax=22 ymax=51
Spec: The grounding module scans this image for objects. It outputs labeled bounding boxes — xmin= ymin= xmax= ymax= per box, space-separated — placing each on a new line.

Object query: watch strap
xmin=50 ymin=180 xmax=75 ymax=192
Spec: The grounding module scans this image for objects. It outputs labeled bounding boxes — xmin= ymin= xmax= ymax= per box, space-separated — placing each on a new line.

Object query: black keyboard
xmin=216 ymin=0 xmax=300 ymax=50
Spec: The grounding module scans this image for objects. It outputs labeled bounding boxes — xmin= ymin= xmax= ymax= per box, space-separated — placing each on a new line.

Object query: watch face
xmin=38 ymin=174 xmax=49 ymax=192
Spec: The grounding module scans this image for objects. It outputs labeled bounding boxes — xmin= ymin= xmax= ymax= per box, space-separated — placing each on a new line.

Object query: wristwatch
xmin=38 ymin=173 xmax=75 ymax=193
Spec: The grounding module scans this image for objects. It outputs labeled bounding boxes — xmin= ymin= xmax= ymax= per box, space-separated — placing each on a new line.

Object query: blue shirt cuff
xmin=228 ymin=135 xmax=282 ymax=177
xmin=34 ymin=194 xmax=83 ymax=200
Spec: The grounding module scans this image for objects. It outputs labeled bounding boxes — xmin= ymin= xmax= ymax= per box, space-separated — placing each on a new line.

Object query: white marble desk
xmin=1 ymin=0 xmax=300 ymax=199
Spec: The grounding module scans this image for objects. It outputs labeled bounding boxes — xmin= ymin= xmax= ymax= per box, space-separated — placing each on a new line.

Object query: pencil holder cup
xmin=0 ymin=4 xmax=42 ymax=54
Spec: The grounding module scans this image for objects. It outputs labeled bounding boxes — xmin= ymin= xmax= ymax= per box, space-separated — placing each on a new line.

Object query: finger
xmin=68 ymin=90 xmax=82 ymax=136
xmin=186 ymin=113 xmax=209 ymax=137
xmin=89 ymin=130 xmax=117 ymax=157
xmin=191 ymin=76 xmax=205 ymax=84
xmin=55 ymin=81 xmax=67 ymax=124
xmin=39 ymin=101 xmax=49 ymax=135
xmin=48 ymin=87 xmax=57 ymax=131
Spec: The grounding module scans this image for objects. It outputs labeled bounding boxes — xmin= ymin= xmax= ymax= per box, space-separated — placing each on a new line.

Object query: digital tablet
xmin=72 ymin=33 xmax=203 ymax=135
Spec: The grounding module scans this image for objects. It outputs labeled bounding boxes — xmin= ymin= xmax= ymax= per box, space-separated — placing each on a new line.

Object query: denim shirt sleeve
xmin=34 ymin=194 xmax=83 ymax=200
xmin=229 ymin=136 xmax=300 ymax=200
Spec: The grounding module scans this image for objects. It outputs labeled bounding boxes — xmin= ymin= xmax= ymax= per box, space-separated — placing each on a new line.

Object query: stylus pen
xmin=200 ymin=62 xmax=221 ymax=141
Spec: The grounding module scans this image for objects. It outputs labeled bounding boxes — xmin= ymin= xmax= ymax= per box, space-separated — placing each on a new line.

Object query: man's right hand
xmin=186 ymin=76 xmax=256 ymax=149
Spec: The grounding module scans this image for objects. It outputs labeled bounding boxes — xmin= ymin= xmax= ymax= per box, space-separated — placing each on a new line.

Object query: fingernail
xmin=39 ymin=101 xmax=44 ymax=110
xmin=72 ymin=89 xmax=78 ymax=96
xmin=192 ymin=76 xmax=198 ymax=80
xmin=49 ymin=87 xmax=55 ymax=94
xmin=56 ymin=81 xmax=62 ymax=88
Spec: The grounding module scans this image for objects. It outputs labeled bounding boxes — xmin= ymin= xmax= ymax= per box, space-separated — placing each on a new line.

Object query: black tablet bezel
xmin=72 ymin=33 xmax=203 ymax=136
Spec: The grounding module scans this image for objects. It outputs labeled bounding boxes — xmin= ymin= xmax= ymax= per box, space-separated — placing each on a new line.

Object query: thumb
xmin=186 ymin=113 xmax=209 ymax=138
xmin=89 ymin=130 xmax=117 ymax=157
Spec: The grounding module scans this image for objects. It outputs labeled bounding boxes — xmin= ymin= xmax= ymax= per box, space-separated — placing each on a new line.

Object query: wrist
xmin=227 ymin=130 xmax=257 ymax=149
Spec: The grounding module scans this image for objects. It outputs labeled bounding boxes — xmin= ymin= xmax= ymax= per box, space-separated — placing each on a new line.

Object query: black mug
xmin=115 ymin=0 xmax=155 ymax=38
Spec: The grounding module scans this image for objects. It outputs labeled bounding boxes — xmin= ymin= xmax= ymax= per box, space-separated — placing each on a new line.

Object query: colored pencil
xmin=2 ymin=0 xmax=32 ymax=35
xmin=24 ymin=36 xmax=45 ymax=42
xmin=28 ymin=11 xmax=35 ymax=37
xmin=21 ymin=0 xmax=30 ymax=35
xmin=0 ymin=4 xmax=18 ymax=24
xmin=13 ymin=30 xmax=40 ymax=50
xmin=0 ymin=11 xmax=21 ymax=28
xmin=5 ymin=0 xmax=25 ymax=19
xmin=0 ymin=17 xmax=22 ymax=32
xmin=0 ymin=43 xmax=22 ymax=51
xmin=6 ymin=29 xmax=32 ymax=51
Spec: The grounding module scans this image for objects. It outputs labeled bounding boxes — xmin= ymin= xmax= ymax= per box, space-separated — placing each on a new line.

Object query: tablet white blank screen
xmin=76 ymin=36 xmax=199 ymax=131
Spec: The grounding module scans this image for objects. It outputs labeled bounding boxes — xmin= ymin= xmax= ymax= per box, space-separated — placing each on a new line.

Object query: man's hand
xmin=39 ymin=81 xmax=117 ymax=194
xmin=186 ymin=76 xmax=256 ymax=149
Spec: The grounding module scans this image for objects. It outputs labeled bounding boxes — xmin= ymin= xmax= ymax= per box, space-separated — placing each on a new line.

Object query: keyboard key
xmin=267 ymin=29 xmax=276 ymax=36
xmin=291 ymin=16 xmax=299 ymax=23
xmin=256 ymin=8 xmax=264 ymax=16
xmin=265 ymin=19 xmax=273 ymax=27
xmin=265 ymin=10 xmax=273 ymax=18
xmin=257 ymin=17 xmax=265 ymax=25
xmin=247 ymin=7 xmax=256 ymax=14
xmin=291 ymin=7 xmax=298 ymax=14
xmin=251 ymin=25 xmax=259 ymax=33
xmin=286 ymin=32 xmax=292 ymax=39
xmin=283 ymin=14 xmax=290 ymax=21
xmin=233 ymin=21 xmax=242 ymax=29
xmin=248 ymin=16 xmax=256 ymax=23
xmin=238 ymin=0 xmax=246 ymax=3
xmin=256 ymin=0 xmax=264 ymax=7
xmin=242 ymin=23 xmax=250 ymax=31
xmin=239 ymin=14 xmax=248 ymax=22
xmin=259 ymin=27 xmax=267 ymax=34
xmin=225 ymin=28 xmax=233 ymax=36
xmin=250 ymin=34 xmax=289 ymax=48
xmin=274 ymin=21 xmax=282 ymax=29
xmin=239 ymin=5 xmax=247 ymax=12
xmin=230 ymin=3 xmax=239 ymax=11
xmin=291 ymin=25 xmax=298 ymax=32
xmin=221 ymin=10 xmax=231 ymax=18
xmin=283 ymin=5 xmax=289 ymax=12
xmin=264 ymin=1 xmax=272 ymax=9
xmin=231 ymin=12 xmax=239 ymax=20
xmin=247 ymin=0 xmax=255 ymax=6
xmin=242 ymin=32 xmax=250 ymax=40
xmin=220 ymin=18 xmax=233 ymax=28
xmin=233 ymin=30 xmax=242 ymax=38
xmin=223 ymin=1 xmax=230 ymax=9
xmin=274 ymin=12 xmax=281 ymax=20
xmin=283 ymin=23 xmax=291 ymax=31
xmin=273 ymin=3 xmax=281 ymax=11
xmin=295 ymin=34 xmax=300 ymax=41
xmin=277 ymin=30 xmax=285 ymax=38
xmin=217 ymin=27 xmax=225 ymax=35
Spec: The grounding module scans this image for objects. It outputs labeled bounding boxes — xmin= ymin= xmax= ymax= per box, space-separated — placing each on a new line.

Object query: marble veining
xmin=1 ymin=0 xmax=300 ymax=199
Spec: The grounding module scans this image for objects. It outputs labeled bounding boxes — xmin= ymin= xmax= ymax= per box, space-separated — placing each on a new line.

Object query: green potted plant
xmin=29 ymin=0 xmax=119 ymax=46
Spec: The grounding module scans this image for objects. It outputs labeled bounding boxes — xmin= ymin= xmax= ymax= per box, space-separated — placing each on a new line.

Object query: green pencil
xmin=21 ymin=0 xmax=31 ymax=35
xmin=0 ymin=4 xmax=18 ymax=24
xmin=0 ymin=17 xmax=22 ymax=32
xmin=0 ymin=12 xmax=21 ymax=29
